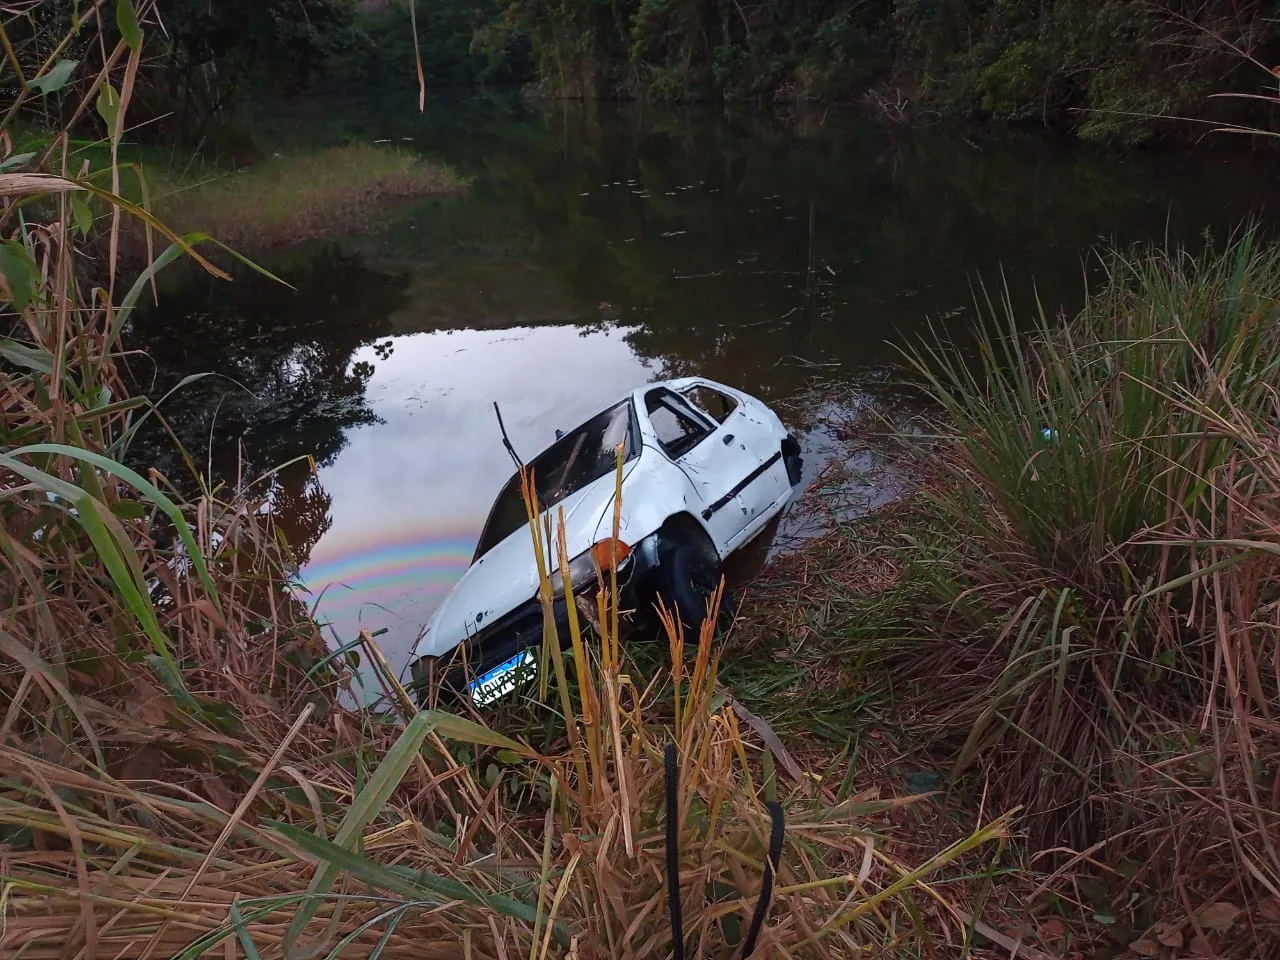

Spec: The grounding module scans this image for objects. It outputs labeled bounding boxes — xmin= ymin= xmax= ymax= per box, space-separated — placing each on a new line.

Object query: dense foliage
xmin=7 ymin=0 xmax=1277 ymax=142
xmin=2 ymin=0 xmax=362 ymax=131
xmin=143 ymin=0 xmax=362 ymax=120
xmin=322 ymin=0 xmax=533 ymax=91
xmin=490 ymin=0 xmax=1280 ymax=141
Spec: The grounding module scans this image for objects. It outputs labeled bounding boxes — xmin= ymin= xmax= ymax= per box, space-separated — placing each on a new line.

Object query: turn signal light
xmin=591 ymin=538 xmax=631 ymax=571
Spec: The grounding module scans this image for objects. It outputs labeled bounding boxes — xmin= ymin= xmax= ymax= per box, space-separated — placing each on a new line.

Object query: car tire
xmin=658 ymin=541 xmax=734 ymax=636
xmin=783 ymin=435 xmax=804 ymax=486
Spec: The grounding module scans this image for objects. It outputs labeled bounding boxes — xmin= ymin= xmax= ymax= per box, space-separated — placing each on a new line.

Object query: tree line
xmin=6 ymin=0 xmax=1278 ymax=143
xmin=498 ymin=0 xmax=1280 ymax=142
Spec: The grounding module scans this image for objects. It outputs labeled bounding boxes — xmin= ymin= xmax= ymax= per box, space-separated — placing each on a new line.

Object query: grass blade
xmin=281 ymin=710 xmax=437 ymax=952
xmin=230 ymin=899 xmax=265 ymax=960
xmin=421 ymin=709 xmax=530 ymax=754
xmin=8 ymin=444 xmax=224 ymax=616
xmin=272 ymin=821 xmax=552 ymax=931
xmin=76 ymin=495 xmax=180 ymax=676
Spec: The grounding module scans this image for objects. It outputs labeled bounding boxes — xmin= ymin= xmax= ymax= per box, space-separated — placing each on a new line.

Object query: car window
xmin=682 ymin=385 xmax=739 ymax=424
xmin=645 ymin=389 xmax=713 ymax=459
xmin=473 ymin=401 xmax=635 ymax=561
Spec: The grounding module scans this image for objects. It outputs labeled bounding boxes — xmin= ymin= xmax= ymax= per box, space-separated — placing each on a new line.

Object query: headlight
xmin=551 ymin=538 xmax=631 ymax=598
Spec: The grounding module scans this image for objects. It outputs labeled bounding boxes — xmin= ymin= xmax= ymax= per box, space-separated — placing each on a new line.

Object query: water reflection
xmin=136 ymin=97 xmax=1280 ymax=673
xmin=125 ymin=247 xmax=405 ymax=483
xmin=297 ymin=324 xmax=654 ymax=667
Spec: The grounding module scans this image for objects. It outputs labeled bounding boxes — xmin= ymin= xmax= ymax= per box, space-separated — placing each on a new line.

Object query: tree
xmin=122 ymin=245 xmax=410 ymax=494
xmin=145 ymin=0 xmax=361 ymax=127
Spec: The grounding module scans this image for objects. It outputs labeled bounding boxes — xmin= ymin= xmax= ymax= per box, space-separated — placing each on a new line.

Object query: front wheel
xmin=782 ymin=435 xmax=804 ymax=486
xmin=658 ymin=541 xmax=735 ymax=636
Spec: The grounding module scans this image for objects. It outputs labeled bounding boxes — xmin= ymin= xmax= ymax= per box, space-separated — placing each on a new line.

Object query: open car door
xmin=637 ymin=385 xmax=787 ymax=554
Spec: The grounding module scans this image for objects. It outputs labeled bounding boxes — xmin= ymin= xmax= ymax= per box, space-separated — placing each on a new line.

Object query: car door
xmin=639 ymin=386 xmax=763 ymax=553
xmin=680 ymin=381 xmax=790 ymax=534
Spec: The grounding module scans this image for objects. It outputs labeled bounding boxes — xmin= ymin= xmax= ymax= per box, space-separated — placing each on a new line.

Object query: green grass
xmin=147 ymin=143 xmax=467 ymax=252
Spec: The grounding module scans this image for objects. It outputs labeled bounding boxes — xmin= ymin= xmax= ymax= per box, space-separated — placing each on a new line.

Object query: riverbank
xmin=731 ymin=235 xmax=1280 ymax=958
xmin=1 ymin=257 xmax=1007 ymax=956
xmin=7 ymin=200 xmax=1277 ymax=954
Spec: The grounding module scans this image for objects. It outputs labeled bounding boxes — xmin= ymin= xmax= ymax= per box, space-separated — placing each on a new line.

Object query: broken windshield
xmin=473 ymin=401 xmax=636 ymax=561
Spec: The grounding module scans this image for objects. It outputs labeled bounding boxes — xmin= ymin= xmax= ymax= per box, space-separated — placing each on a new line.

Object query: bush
xmin=893 ymin=230 xmax=1280 ymax=901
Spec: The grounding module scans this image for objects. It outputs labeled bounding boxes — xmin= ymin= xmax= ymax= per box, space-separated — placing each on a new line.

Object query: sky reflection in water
xmin=297 ymin=324 xmax=654 ymax=667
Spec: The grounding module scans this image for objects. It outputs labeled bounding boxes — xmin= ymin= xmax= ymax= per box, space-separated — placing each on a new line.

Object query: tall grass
xmin=882 ymin=232 xmax=1280 ymax=916
xmin=1 ymin=4 xmax=1008 ymax=956
xmin=730 ymin=233 xmax=1280 ymax=951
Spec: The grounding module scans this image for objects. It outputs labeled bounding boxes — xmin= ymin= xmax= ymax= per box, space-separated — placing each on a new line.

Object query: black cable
xmin=666 ymin=740 xmax=784 ymax=960
xmin=664 ymin=742 xmax=685 ymax=960
xmin=740 ymin=800 xmax=785 ymax=959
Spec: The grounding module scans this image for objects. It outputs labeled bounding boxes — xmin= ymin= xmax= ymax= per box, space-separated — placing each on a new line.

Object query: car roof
xmin=635 ymin=375 xmax=741 ymax=399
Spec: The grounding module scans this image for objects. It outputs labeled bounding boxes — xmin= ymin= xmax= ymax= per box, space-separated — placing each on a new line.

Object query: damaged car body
xmin=406 ymin=376 xmax=803 ymax=706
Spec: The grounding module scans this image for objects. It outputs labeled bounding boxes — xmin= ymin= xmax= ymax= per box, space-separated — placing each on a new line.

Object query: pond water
xmin=133 ymin=95 xmax=1280 ymax=676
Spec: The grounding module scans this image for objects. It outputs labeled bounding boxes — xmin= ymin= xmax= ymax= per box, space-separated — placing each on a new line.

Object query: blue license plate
xmin=467 ymin=649 xmax=535 ymax=705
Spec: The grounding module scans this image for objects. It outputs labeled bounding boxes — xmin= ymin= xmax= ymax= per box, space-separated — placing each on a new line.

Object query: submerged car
xmin=407 ymin=377 xmax=803 ymax=705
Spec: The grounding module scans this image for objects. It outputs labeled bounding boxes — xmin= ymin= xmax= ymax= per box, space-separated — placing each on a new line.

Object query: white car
xmin=407 ymin=377 xmax=803 ymax=704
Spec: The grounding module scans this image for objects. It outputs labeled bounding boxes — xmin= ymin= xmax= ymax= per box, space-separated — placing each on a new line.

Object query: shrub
xmin=892 ymin=230 xmax=1280 ymax=902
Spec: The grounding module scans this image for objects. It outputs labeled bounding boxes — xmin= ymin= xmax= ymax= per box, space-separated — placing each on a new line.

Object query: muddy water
xmin=133 ymin=96 xmax=1280 ymax=677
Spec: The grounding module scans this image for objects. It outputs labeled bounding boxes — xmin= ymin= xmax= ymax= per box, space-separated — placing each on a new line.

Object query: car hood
xmin=413 ymin=470 xmax=625 ymax=658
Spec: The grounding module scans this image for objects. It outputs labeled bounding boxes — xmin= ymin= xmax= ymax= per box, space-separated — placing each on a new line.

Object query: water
xmin=132 ymin=95 xmax=1280 ymax=673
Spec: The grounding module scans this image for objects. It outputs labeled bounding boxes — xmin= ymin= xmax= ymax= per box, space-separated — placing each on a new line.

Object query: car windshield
xmin=473 ymin=401 xmax=636 ymax=561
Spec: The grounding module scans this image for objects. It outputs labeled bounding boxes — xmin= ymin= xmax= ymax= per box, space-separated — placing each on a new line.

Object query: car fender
xmin=596 ymin=445 xmax=718 ymax=553
xmin=603 ymin=451 xmax=728 ymax=625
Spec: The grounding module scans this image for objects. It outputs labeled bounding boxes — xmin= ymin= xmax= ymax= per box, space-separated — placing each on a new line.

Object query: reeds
xmin=729 ymin=234 xmax=1280 ymax=953
xmin=733 ymin=232 xmax=1280 ymax=952
xmin=899 ymin=230 xmax=1280 ymax=865
xmin=2 ymin=5 xmax=1009 ymax=956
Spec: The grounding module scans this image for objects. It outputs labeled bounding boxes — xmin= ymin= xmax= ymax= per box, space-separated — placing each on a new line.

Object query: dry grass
xmin=0 ymin=344 xmax=1010 ymax=958
xmin=0 ymin=625 xmax=1011 ymax=960
xmin=730 ymin=241 xmax=1280 ymax=958
xmin=739 ymin=486 xmax=1280 ymax=957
